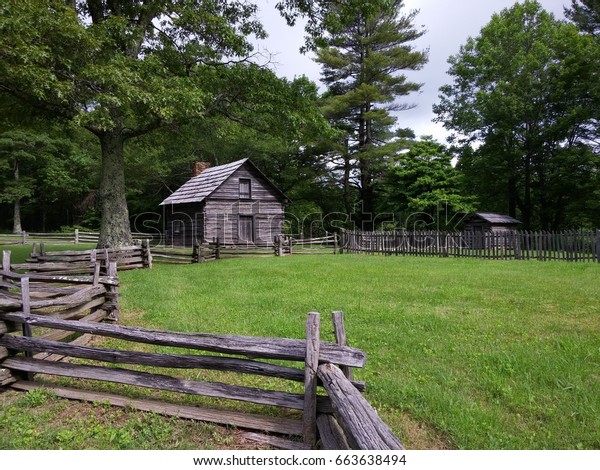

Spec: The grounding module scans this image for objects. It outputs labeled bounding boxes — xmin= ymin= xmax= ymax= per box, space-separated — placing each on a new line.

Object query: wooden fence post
xmin=2 ymin=250 xmax=10 ymax=274
xmin=303 ymin=312 xmax=320 ymax=449
xmin=192 ymin=243 xmax=199 ymax=263
xmin=20 ymin=277 xmax=34 ymax=381
xmin=317 ymin=363 xmax=404 ymax=450
xmin=21 ymin=231 xmax=27 ymax=245
xmin=141 ymin=239 xmax=153 ymax=269
xmin=333 ymin=233 xmax=338 ymax=255
xmin=332 ymin=311 xmax=353 ymax=381
xmin=74 ymin=229 xmax=79 ymax=245
xmin=106 ymin=261 xmax=120 ymax=322
xmin=90 ymin=250 xmax=99 ymax=285
xmin=215 ymin=237 xmax=221 ymax=260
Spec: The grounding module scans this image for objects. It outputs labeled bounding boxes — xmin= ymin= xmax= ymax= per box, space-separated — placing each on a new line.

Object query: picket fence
xmin=341 ymin=229 xmax=600 ymax=262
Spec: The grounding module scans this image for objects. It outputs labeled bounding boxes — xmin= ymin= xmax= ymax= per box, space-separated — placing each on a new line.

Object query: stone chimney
xmin=192 ymin=161 xmax=211 ymax=176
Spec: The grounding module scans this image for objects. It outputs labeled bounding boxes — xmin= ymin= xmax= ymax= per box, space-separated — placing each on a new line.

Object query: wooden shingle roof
xmin=160 ymin=159 xmax=248 ymax=206
xmin=471 ymin=212 xmax=521 ymax=225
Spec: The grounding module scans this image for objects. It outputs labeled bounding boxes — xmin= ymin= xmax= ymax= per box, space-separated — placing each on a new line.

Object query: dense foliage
xmin=434 ymin=0 xmax=600 ymax=230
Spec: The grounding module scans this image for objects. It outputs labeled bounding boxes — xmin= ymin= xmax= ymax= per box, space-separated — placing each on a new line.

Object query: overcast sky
xmin=254 ymin=0 xmax=569 ymax=143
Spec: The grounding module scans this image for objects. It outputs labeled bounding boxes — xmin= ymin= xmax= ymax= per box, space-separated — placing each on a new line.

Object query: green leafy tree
xmin=0 ymin=0 xmax=269 ymax=246
xmin=381 ymin=138 xmax=476 ymax=229
xmin=434 ymin=0 xmax=600 ymax=230
xmin=312 ymin=0 xmax=428 ymax=230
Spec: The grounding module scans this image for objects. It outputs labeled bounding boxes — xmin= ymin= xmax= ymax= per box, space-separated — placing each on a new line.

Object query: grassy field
xmin=2 ymin=248 xmax=600 ymax=449
xmin=119 ymin=255 xmax=599 ymax=449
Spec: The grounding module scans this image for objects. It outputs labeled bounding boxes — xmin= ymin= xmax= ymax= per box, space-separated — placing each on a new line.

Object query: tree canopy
xmin=434 ymin=0 xmax=600 ymax=230
xmin=0 ymin=0 xmax=324 ymax=245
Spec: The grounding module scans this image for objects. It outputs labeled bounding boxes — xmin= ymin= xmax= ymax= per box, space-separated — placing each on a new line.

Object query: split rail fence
xmin=276 ymin=233 xmax=339 ymax=256
xmin=341 ymin=229 xmax=600 ymax=263
xmin=0 ymin=230 xmax=159 ymax=246
xmin=1 ymin=251 xmax=402 ymax=450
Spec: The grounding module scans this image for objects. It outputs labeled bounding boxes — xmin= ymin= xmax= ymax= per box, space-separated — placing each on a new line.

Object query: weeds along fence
xmin=341 ymin=229 xmax=600 ymax=263
xmin=0 ymin=278 xmax=403 ymax=451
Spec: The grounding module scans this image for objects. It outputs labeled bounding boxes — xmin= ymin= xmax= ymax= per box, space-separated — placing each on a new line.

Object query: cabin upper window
xmin=239 ymin=178 xmax=251 ymax=199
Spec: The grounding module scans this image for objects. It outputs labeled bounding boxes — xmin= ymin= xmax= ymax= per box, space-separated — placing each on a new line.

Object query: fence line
xmin=341 ymin=229 xmax=600 ymax=263
xmin=0 ymin=230 xmax=160 ymax=246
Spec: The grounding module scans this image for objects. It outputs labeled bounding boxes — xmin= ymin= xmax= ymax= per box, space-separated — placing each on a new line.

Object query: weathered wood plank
xmin=0 ymin=320 xmax=18 ymax=334
xmin=2 ymin=250 xmax=10 ymax=272
xmin=48 ymin=296 xmax=107 ymax=320
xmin=317 ymin=363 xmax=403 ymax=450
xmin=33 ymin=333 xmax=95 ymax=362
xmin=0 ymin=312 xmax=366 ymax=368
xmin=242 ymin=432 xmax=309 ymax=450
xmin=0 ymin=368 xmax=17 ymax=386
xmin=332 ymin=310 xmax=354 ymax=381
xmin=3 ymin=357 xmax=333 ymax=412
xmin=0 ymin=285 xmax=108 ymax=310
xmin=40 ymin=310 xmax=108 ymax=342
xmin=20 ymin=278 xmax=34 ymax=381
xmin=303 ymin=312 xmax=320 ymax=448
xmin=0 ymin=271 xmax=118 ymax=286
xmin=0 ymin=335 xmax=309 ymax=383
xmin=10 ymin=381 xmax=303 ymax=436
xmin=0 ymin=346 xmax=8 ymax=361
xmin=317 ymin=413 xmax=351 ymax=450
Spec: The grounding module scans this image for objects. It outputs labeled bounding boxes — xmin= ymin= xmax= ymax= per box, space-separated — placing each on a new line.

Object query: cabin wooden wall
xmin=163 ymin=203 xmax=204 ymax=247
xmin=203 ymin=200 xmax=284 ymax=246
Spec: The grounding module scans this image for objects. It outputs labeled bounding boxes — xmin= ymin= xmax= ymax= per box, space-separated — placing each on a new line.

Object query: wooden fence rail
xmin=341 ymin=229 xmax=600 ymax=263
xmin=0 ymin=230 xmax=160 ymax=246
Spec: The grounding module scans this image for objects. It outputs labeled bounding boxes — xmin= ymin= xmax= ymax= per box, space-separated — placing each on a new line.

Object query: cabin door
xmin=238 ymin=215 xmax=254 ymax=243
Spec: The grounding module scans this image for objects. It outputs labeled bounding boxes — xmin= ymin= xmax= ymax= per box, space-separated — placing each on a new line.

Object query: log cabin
xmin=160 ymin=159 xmax=288 ymax=247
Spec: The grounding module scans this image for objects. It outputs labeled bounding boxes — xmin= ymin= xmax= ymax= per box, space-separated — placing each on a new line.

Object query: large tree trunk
xmin=13 ymin=199 xmax=22 ymax=234
xmin=97 ymin=132 xmax=132 ymax=248
xmin=12 ymin=158 xmax=22 ymax=234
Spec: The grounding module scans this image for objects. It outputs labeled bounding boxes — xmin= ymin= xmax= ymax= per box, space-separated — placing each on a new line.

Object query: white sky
xmin=254 ymin=0 xmax=569 ymax=143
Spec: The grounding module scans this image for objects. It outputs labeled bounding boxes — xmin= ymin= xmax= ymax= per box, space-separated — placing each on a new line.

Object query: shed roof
xmin=468 ymin=212 xmax=522 ymax=225
xmin=160 ymin=158 xmax=287 ymax=206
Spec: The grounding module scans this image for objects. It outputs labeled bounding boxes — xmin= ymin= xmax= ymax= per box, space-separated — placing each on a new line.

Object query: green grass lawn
xmin=2 ymin=250 xmax=599 ymax=449
xmin=118 ymin=255 xmax=600 ymax=449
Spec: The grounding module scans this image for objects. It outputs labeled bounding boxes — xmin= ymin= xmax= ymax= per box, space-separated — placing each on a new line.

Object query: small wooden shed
xmin=160 ymin=159 xmax=288 ymax=247
xmin=463 ymin=212 xmax=521 ymax=233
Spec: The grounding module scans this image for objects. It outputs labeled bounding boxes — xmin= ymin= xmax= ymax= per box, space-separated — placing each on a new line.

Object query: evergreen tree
xmin=565 ymin=0 xmax=600 ymax=36
xmin=314 ymin=0 xmax=427 ymax=229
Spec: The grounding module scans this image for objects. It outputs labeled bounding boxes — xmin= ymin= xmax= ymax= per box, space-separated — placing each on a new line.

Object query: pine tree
xmin=315 ymin=0 xmax=427 ymax=229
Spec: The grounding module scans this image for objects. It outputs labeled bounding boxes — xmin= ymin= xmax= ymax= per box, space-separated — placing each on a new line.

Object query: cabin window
xmin=172 ymin=220 xmax=184 ymax=234
xmin=239 ymin=178 xmax=251 ymax=199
